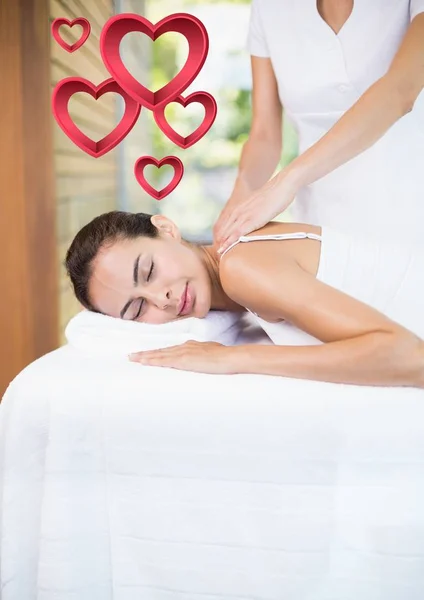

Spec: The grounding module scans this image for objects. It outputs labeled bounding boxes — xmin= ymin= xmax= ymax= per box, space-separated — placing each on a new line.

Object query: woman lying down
xmin=65 ymin=211 xmax=424 ymax=389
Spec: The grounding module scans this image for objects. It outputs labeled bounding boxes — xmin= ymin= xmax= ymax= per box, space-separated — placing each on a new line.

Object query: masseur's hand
xmin=214 ymin=170 xmax=298 ymax=255
xmin=213 ymin=179 xmax=250 ymax=249
xmin=129 ymin=340 xmax=239 ymax=375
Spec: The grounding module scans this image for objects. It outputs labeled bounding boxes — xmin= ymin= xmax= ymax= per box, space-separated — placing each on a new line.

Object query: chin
xmin=187 ymin=299 xmax=206 ymax=320
xmin=198 ymin=300 xmax=212 ymax=319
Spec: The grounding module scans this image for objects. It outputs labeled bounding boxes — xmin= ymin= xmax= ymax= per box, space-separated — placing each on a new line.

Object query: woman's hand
xmin=129 ymin=340 xmax=240 ymax=375
xmin=214 ymin=170 xmax=298 ymax=255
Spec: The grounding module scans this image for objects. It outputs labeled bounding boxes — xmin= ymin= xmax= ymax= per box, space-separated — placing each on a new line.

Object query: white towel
xmin=65 ymin=309 xmax=242 ymax=358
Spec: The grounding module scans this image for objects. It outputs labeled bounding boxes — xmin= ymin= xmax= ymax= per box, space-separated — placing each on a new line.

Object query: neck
xmin=186 ymin=241 xmax=244 ymax=312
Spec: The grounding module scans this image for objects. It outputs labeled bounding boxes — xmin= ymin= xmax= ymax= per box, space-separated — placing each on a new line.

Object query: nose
xmin=151 ymin=289 xmax=171 ymax=310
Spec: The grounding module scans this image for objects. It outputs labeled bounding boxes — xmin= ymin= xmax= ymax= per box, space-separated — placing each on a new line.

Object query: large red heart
xmin=100 ymin=13 xmax=209 ymax=110
xmin=51 ymin=18 xmax=91 ymax=53
xmin=153 ymin=91 xmax=217 ymax=149
xmin=134 ymin=156 xmax=184 ymax=200
xmin=51 ymin=77 xmax=141 ymax=158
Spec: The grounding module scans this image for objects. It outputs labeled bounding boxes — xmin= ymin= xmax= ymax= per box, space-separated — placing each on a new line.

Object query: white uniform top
xmin=247 ymin=0 xmax=424 ymax=244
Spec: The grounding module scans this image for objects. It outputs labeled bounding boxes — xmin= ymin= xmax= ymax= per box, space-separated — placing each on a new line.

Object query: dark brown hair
xmin=65 ymin=211 xmax=158 ymax=311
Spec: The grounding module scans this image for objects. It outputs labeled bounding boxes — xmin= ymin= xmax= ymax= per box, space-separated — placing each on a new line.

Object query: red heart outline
xmin=134 ymin=156 xmax=184 ymax=200
xmin=51 ymin=77 xmax=141 ymax=158
xmin=100 ymin=13 xmax=209 ymax=110
xmin=153 ymin=92 xmax=217 ymax=149
xmin=51 ymin=18 xmax=91 ymax=53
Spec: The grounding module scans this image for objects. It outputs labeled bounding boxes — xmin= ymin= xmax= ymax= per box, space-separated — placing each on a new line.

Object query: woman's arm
xmin=220 ymin=252 xmax=424 ymax=388
xmin=235 ymin=329 xmax=424 ymax=388
xmin=284 ymin=13 xmax=424 ymax=192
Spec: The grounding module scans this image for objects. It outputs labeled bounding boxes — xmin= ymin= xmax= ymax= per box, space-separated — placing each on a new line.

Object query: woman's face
xmin=89 ymin=215 xmax=212 ymax=324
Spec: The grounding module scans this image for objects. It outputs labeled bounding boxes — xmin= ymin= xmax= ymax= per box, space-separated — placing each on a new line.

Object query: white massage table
xmin=1 ymin=313 xmax=423 ymax=600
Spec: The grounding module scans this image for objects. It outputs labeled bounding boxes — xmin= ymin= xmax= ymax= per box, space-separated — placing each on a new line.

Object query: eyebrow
xmin=120 ymin=254 xmax=142 ymax=319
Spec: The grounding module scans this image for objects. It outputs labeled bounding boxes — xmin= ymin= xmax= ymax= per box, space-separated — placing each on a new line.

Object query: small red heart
xmin=134 ymin=156 xmax=184 ymax=200
xmin=52 ymin=77 xmax=141 ymax=158
xmin=51 ymin=18 xmax=91 ymax=53
xmin=153 ymin=92 xmax=217 ymax=149
xmin=100 ymin=13 xmax=209 ymax=109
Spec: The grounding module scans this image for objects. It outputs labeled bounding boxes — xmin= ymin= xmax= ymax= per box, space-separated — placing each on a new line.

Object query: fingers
xmin=216 ymin=194 xmax=261 ymax=252
xmin=214 ymin=208 xmax=236 ymax=247
xmin=217 ymin=215 xmax=256 ymax=255
xmin=129 ymin=340 xmax=197 ymax=366
xmin=129 ymin=352 xmax=163 ymax=366
xmin=130 ymin=354 xmax=177 ymax=368
xmin=213 ymin=194 xmax=248 ymax=246
xmin=217 ymin=207 xmax=240 ymax=238
xmin=216 ymin=211 xmax=244 ymax=253
xmin=129 ymin=346 xmax=181 ymax=366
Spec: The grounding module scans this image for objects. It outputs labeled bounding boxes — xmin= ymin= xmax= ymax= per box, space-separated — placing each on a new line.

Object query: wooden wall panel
xmin=0 ymin=0 xmax=58 ymax=398
xmin=49 ymin=0 xmax=119 ymax=342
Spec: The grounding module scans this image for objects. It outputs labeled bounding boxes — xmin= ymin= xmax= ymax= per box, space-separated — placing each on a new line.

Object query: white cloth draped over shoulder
xmin=247 ymin=0 xmax=424 ymax=244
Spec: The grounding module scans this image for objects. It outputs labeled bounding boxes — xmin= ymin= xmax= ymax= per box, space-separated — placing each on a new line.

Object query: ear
xmin=150 ymin=214 xmax=181 ymax=241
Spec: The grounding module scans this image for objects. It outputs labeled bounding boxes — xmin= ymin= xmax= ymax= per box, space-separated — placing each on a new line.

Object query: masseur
xmin=214 ymin=0 xmax=424 ymax=253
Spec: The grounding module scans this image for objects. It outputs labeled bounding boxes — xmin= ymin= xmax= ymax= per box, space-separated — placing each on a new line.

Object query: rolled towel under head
xmin=65 ymin=309 xmax=243 ymax=358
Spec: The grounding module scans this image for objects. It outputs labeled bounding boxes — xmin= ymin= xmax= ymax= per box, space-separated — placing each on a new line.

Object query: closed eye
xmin=147 ymin=261 xmax=154 ymax=282
xmin=133 ymin=261 xmax=155 ymax=320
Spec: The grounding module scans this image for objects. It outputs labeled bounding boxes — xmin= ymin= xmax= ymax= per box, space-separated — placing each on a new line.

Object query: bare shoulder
xmin=218 ymin=221 xmax=321 ymax=283
xmin=218 ymin=237 xmax=289 ymax=322
xmin=218 ymin=221 xmax=322 ymax=320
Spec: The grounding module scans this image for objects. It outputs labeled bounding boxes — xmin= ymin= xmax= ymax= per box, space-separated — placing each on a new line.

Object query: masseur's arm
xmin=233 ymin=57 xmax=283 ymax=191
xmin=213 ymin=58 xmax=283 ymax=237
xmin=283 ymin=13 xmax=424 ymax=192
xmin=220 ymin=255 xmax=424 ymax=388
xmin=215 ymin=13 xmax=424 ymax=252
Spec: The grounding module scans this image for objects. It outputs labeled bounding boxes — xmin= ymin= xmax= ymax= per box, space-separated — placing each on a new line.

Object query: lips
xmin=178 ymin=282 xmax=194 ymax=316
xmin=178 ymin=283 xmax=188 ymax=316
